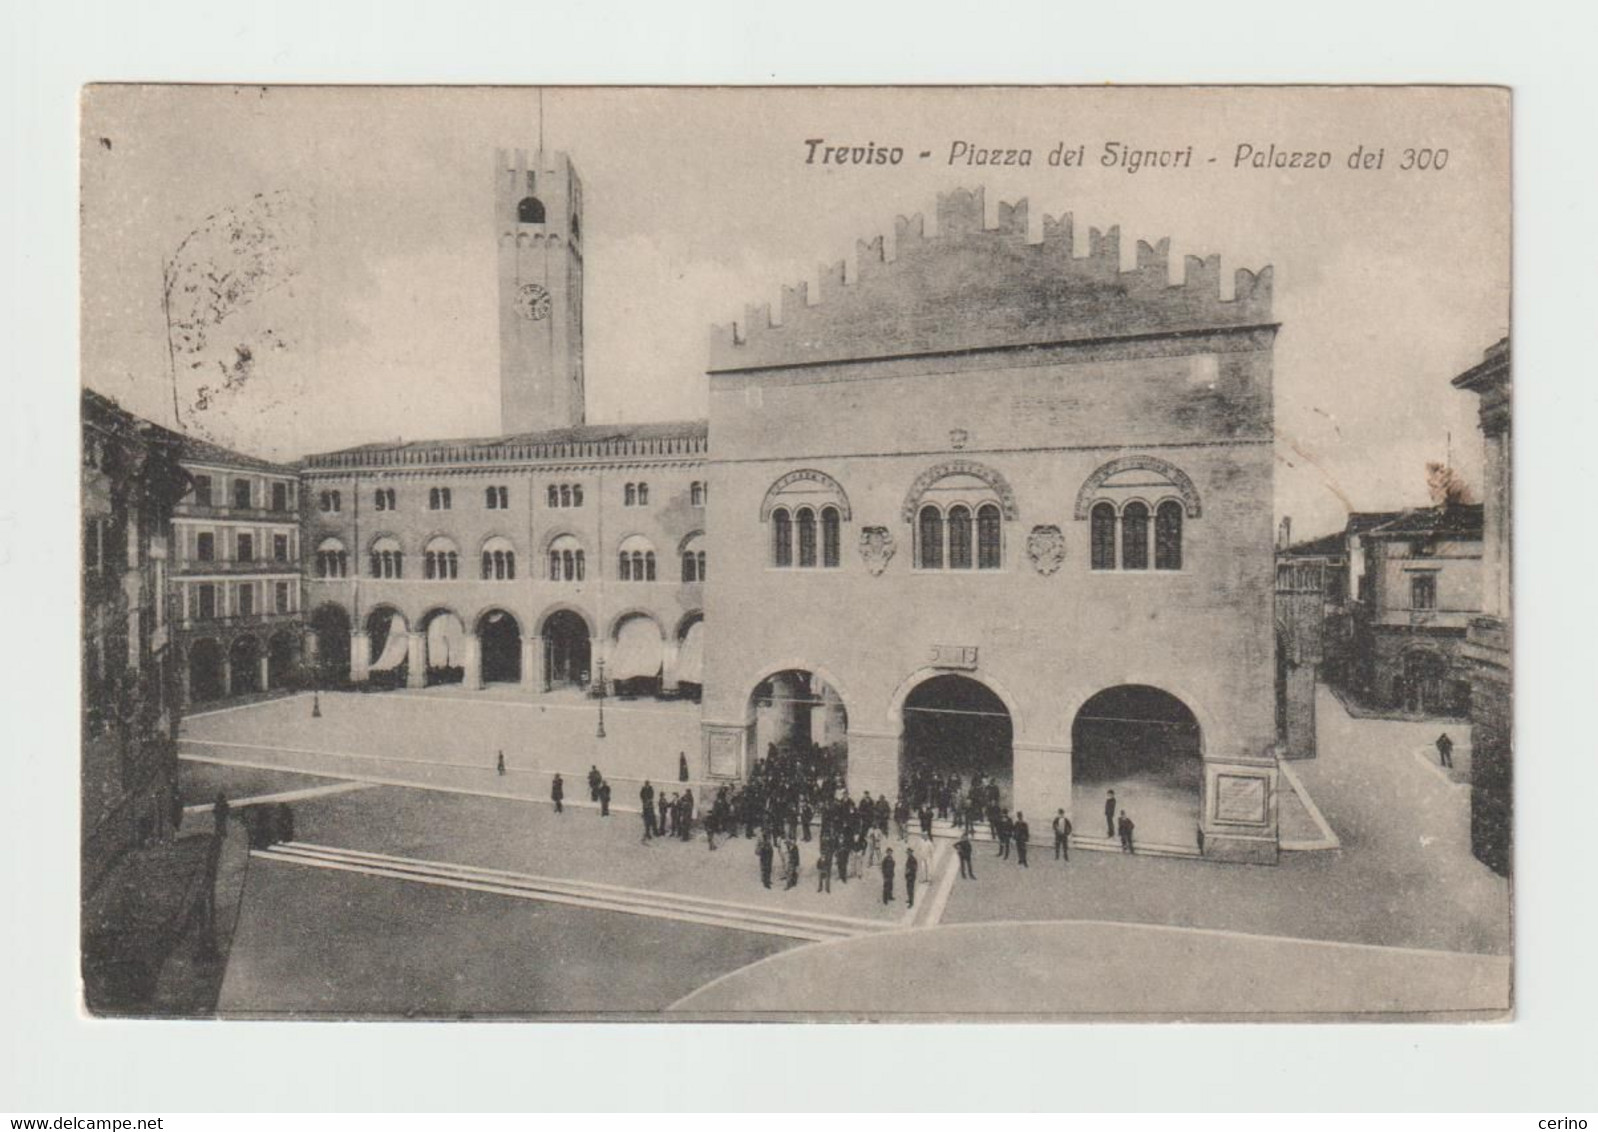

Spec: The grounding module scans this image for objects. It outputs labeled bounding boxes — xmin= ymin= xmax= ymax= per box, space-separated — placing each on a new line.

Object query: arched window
xmin=1121 ymin=502 xmax=1150 ymax=571
xmin=547 ymin=485 xmax=559 ymax=508
xmin=638 ymin=483 xmax=649 ymax=506
xmin=948 ymin=505 xmax=973 ymax=569
xmin=821 ymin=507 xmax=841 ymax=568
xmin=1091 ymin=503 xmax=1117 ymax=570
xmin=796 ymin=508 xmax=817 ymax=568
xmin=481 ymin=536 xmax=516 ymax=582
xmin=772 ymin=508 xmax=793 ymax=568
xmin=316 ymin=537 xmax=348 ymax=579
xmin=423 ymin=536 xmax=459 ymax=580
xmin=517 ymin=196 xmax=546 ymax=224
xmin=691 ymin=481 xmax=705 ymax=507
xmin=551 ymin=538 xmax=584 ymax=583
xmin=370 ymin=536 xmax=403 ymax=579
xmin=918 ymin=506 xmax=944 ymax=569
xmin=680 ymin=533 xmax=706 ymax=583
xmin=625 ymin=483 xmax=637 ymax=507
xmin=1155 ymin=501 xmax=1184 ymax=570
xmin=977 ymin=504 xmax=1002 ymax=570
xmin=618 ymin=535 xmax=656 ymax=583
xmin=560 ymin=484 xmax=572 ymax=508
xmin=571 ymin=484 xmax=583 ymax=507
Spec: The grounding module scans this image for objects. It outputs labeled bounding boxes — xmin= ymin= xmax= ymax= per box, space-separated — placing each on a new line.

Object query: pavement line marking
xmin=180 ymin=739 xmax=703 ymax=803
xmin=265 ymin=844 xmax=868 ymax=937
xmin=183 ymin=693 xmax=310 ymax=721
xmin=184 ymin=780 xmax=374 ymax=814
xmin=921 ymin=842 xmax=960 ymax=928
xmin=664 ymin=913 xmax=1512 ymax=1013
xmin=1277 ymin=759 xmax=1343 ymax=850
xmin=278 ymin=840 xmax=894 ymax=931
xmin=1411 ymin=747 xmax=1471 ymax=791
xmin=251 ymin=849 xmax=842 ymax=942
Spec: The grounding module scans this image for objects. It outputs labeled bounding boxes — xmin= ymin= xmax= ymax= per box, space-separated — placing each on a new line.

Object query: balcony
xmin=175 ymin=502 xmax=299 ymax=523
xmin=178 ymin=609 xmax=304 ymax=632
xmin=175 ymin=557 xmax=301 ymax=576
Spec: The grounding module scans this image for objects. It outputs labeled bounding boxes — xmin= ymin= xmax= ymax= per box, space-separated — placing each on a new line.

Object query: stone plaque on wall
xmin=929 ymin=644 xmax=978 ymax=670
xmin=1214 ymin=773 xmax=1269 ymax=825
xmin=707 ymin=730 xmax=741 ymax=779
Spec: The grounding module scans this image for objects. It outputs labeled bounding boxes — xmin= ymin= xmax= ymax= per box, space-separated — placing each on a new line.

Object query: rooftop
xmin=1280 ymin=531 xmax=1346 ymax=558
xmin=174 ymin=433 xmax=298 ymax=476
xmin=302 ymin=419 xmax=710 ymax=470
xmin=1365 ymin=503 xmax=1485 ymax=541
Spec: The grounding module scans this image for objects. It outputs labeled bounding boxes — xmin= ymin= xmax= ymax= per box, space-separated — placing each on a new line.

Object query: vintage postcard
xmin=79 ymin=85 xmax=1511 ymax=1021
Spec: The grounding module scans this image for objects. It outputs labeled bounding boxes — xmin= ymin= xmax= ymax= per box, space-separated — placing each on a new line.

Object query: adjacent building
xmin=1452 ymin=338 xmax=1511 ymax=876
xmin=170 ymin=437 xmax=305 ymax=706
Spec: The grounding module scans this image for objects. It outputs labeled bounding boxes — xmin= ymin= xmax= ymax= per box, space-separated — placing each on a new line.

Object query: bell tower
xmin=496 ymin=148 xmax=586 ymax=432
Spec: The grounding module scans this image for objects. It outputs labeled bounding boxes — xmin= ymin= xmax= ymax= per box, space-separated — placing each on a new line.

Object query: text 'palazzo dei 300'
xmin=295 ymin=148 xmax=1282 ymax=863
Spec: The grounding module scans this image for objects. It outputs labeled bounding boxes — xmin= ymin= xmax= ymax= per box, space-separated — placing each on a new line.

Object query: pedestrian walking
xmin=1052 ymin=809 xmax=1072 ymax=862
xmin=640 ymin=780 xmax=656 ymax=838
xmin=1118 ymin=811 xmax=1136 ymax=854
xmin=1436 ymin=732 xmax=1455 ymax=769
xmin=1014 ymin=812 xmax=1030 ymax=867
xmin=880 ymin=847 xmax=896 ymax=904
xmin=757 ymin=837 xmax=774 ymax=889
xmin=955 ymin=832 xmax=975 ymax=879
xmin=496 ymin=750 xmax=505 ymax=777
xmin=904 ymin=847 xmax=919 ymax=909
xmin=1104 ymin=790 xmax=1117 ymax=839
xmin=550 ymin=773 xmax=565 ymax=815
xmin=588 ymin=764 xmax=602 ymax=803
xmin=817 ymin=849 xmax=832 ymax=893
xmin=598 ymin=780 xmax=612 ymax=817
xmin=785 ymin=839 xmax=801 ymax=890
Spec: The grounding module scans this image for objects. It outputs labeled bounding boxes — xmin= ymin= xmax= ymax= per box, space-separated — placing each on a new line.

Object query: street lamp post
xmin=595 ymin=658 xmax=607 ymax=738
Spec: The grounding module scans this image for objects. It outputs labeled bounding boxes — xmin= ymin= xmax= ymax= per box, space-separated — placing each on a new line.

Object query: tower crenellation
xmin=710 ymin=189 xmax=1273 ymax=369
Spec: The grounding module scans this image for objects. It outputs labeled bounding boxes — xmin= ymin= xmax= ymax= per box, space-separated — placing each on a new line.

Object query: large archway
xmin=1072 ymin=685 xmax=1202 ymax=849
xmin=365 ymin=606 xmax=409 ymax=689
xmin=749 ymin=668 xmax=849 ymax=787
xmin=228 ymin=635 xmax=261 ymax=697
xmin=478 ymin=609 xmax=522 ymax=685
xmin=420 ymin=608 xmax=467 ymax=686
xmin=188 ymin=638 xmax=225 ymax=703
xmin=542 ymin=609 xmax=591 ymax=691
xmin=610 ymin=612 xmax=664 ymax=698
xmin=309 ymin=604 xmax=351 ymax=683
xmin=900 ymin=674 xmax=1013 ymax=809
xmin=267 ymin=630 xmax=298 ymax=689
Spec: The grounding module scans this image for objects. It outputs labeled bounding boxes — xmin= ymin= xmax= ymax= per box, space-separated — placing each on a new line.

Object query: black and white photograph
xmin=75 ymin=84 xmax=1512 ymax=1023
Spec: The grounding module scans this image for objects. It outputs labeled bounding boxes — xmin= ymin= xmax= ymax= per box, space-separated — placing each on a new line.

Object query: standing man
xmin=996 ymin=811 xmax=1013 ymax=859
xmin=835 ymin=837 xmax=851 ymax=885
xmin=904 ymin=846 xmax=919 ymax=909
xmin=658 ymin=790 xmax=671 ymax=838
xmin=880 ymin=847 xmax=897 ymax=904
xmin=816 ymin=847 xmax=832 ymax=894
xmin=1014 ymin=812 xmax=1030 ymax=867
xmin=640 ymin=780 xmax=656 ymax=838
xmin=757 ymin=837 xmax=774 ymax=889
xmin=550 ymin=773 xmax=565 ymax=815
xmin=598 ymin=779 xmax=612 ymax=817
xmin=1104 ymin=790 xmax=1118 ymax=839
xmin=955 ymin=832 xmax=975 ymax=879
xmin=785 ymin=839 xmax=801 ymax=890
xmin=588 ymin=765 xmax=602 ymax=803
xmin=800 ymin=802 xmax=814 ymax=843
xmin=681 ymin=788 xmax=696 ymax=841
xmin=1052 ymin=809 xmax=1072 ymax=862
xmin=1118 ymin=811 xmax=1136 ymax=854
xmin=1436 ymin=732 xmax=1455 ymax=769
xmin=679 ymin=751 xmax=690 ymax=782
xmin=496 ymin=750 xmax=506 ymax=777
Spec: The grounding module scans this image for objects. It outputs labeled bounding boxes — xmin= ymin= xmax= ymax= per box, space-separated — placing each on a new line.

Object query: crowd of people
xmin=543 ymin=742 xmax=1144 ymax=905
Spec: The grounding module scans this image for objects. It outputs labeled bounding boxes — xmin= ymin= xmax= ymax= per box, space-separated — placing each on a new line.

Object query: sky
xmin=79 ymin=86 xmax=1509 ymax=539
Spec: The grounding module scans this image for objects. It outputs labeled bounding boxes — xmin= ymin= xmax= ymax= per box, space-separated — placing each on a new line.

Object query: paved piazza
xmin=182 ymin=684 xmax=1510 ymax=1018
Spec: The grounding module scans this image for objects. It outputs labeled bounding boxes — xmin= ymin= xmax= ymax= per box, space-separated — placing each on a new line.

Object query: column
xmin=178 ymin=651 xmax=192 ymax=707
xmin=406 ymin=631 xmax=427 ymax=689
xmin=258 ymin=649 xmax=271 ymax=691
xmin=462 ymin=634 xmax=483 ymax=690
xmin=520 ymin=635 xmax=542 ymax=691
xmin=660 ymin=636 xmax=681 ymax=692
xmin=221 ymin=652 xmax=233 ymax=698
xmin=350 ymin=631 xmax=371 ymax=683
xmin=304 ymin=629 xmax=320 ymax=667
